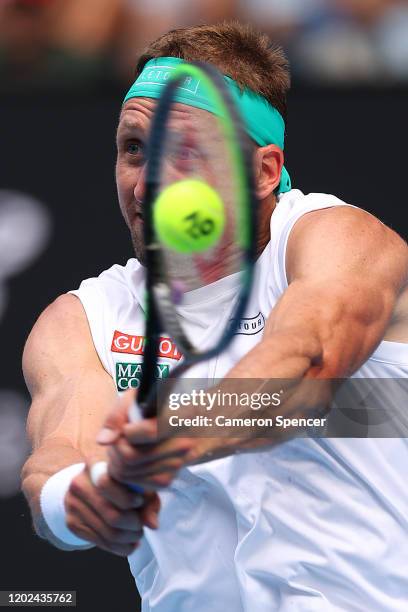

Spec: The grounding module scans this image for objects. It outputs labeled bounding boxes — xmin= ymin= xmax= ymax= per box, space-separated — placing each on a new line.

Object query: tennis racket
xmin=92 ymin=62 xmax=257 ymax=495
xmin=128 ymin=60 xmax=257 ymax=424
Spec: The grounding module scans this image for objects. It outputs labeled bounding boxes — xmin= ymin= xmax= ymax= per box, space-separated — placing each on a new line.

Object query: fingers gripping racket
xmin=126 ymin=61 xmax=258 ymax=489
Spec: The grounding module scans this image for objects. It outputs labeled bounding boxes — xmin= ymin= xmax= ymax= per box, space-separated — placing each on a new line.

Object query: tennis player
xmin=22 ymin=23 xmax=408 ymax=612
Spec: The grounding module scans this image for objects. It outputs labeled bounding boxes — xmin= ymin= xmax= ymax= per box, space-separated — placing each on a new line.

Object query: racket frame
xmin=136 ymin=61 xmax=258 ymax=418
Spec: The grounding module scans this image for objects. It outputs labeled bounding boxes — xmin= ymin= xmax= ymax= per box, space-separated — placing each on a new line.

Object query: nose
xmin=134 ymin=164 xmax=147 ymax=204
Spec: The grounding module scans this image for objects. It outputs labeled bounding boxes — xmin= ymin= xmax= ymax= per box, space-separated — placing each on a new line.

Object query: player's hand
xmin=97 ymin=389 xmax=206 ymax=493
xmin=64 ymin=462 xmax=160 ymax=557
xmin=97 ymin=390 xmax=197 ymax=491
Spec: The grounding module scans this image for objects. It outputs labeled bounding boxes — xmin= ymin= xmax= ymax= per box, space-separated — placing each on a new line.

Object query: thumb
xmin=140 ymin=492 xmax=161 ymax=530
xmin=97 ymin=387 xmax=137 ymax=445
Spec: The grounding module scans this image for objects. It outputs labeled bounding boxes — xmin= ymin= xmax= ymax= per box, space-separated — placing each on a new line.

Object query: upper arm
xmin=265 ymin=206 xmax=408 ymax=376
xmin=23 ymin=293 xmax=117 ymax=454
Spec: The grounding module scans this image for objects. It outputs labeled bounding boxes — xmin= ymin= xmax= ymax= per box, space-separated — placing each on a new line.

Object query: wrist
xmin=40 ymin=463 xmax=93 ymax=549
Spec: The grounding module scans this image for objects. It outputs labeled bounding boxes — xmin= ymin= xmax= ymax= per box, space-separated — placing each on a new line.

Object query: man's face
xmin=116 ymin=98 xmax=224 ymax=265
xmin=116 ymin=97 xmax=279 ymax=267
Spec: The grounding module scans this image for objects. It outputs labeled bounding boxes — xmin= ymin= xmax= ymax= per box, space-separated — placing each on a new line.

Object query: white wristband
xmin=40 ymin=463 xmax=90 ymax=548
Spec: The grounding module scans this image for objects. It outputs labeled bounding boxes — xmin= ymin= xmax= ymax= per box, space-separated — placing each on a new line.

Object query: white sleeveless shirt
xmin=71 ymin=189 xmax=408 ymax=612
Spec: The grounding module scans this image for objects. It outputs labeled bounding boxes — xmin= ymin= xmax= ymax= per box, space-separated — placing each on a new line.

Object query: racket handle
xmin=128 ymin=483 xmax=145 ymax=494
xmin=90 ymin=461 xmax=144 ymax=495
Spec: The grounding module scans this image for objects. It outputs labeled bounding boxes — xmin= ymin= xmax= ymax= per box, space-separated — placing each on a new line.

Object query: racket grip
xmin=90 ymin=461 xmax=145 ymax=495
xmin=128 ymin=483 xmax=145 ymax=494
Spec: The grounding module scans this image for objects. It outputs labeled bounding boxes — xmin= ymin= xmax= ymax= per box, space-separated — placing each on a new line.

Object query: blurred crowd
xmin=0 ymin=0 xmax=407 ymax=92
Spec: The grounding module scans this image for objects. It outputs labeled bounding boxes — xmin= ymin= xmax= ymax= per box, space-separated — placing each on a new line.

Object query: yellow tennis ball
xmin=153 ymin=179 xmax=225 ymax=254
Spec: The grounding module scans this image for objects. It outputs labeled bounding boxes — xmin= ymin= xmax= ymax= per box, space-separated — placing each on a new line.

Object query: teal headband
xmin=124 ymin=57 xmax=291 ymax=193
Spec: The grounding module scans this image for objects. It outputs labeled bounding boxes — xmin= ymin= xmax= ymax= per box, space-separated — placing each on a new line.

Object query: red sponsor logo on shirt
xmin=111 ymin=331 xmax=182 ymax=361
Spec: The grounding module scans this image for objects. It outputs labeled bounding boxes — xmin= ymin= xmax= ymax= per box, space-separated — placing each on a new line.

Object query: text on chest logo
xmin=111 ymin=331 xmax=182 ymax=361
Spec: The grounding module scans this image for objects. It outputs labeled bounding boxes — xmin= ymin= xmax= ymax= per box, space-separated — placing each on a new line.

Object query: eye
xmin=127 ymin=141 xmax=142 ymax=156
xmin=122 ymin=139 xmax=146 ymax=165
xmin=171 ymin=146 xmax=202 ymax=173
xmin=178 ymin=146 xmax=198 ymax=161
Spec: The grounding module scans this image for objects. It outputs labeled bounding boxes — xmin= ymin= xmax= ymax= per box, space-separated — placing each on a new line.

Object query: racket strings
xmin=160 ymin=110 xmax=245 ymax=295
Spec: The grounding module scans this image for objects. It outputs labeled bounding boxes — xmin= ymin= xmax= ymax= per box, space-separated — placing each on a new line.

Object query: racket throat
xmin=153 ymin=282 xmax=195 ymax=355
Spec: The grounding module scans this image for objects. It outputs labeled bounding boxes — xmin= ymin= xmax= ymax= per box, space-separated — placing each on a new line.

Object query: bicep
xmin=23 ymin=294 xmax=117 ymax=453
xmin=265 ymin=207 xmax=408 ymax=376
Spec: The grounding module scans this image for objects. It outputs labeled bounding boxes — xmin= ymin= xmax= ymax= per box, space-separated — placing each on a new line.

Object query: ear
xmin=253 ymin=145 xmax=284 ymax=200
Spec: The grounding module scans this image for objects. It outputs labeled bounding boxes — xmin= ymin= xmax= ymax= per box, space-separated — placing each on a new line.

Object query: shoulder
xmin=22 ymin=293 xmax=98 ymax=396
xmin=287 ymin=204 xmax=408 ymax=287
xmin=274 ymin=189 xmax=348 ymax=220
xmin=290 ymin=204 xmax=401 ymax=241
xmin=72 ymin=258 xmax=143 ymax=301
xmin=97 ymin=258 xmax=141 ymax=284
xmin=25 ymin=293 xmax=88 ymax=350
xmin=91 ymin=258 xmax=141 ymax=288
xmin=271 ymin=189 xmax=355 ymax=249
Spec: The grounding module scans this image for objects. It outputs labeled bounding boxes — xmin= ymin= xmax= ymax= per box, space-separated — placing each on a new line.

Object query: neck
xmin=157 ymin=193 xmax=277 ymax=292
xmin=255 ymin=193 xmax=277 ymax=259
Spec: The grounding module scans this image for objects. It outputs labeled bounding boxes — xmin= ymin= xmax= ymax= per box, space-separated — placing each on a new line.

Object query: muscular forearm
xmin=188 ymin=329 xmax=331 ymax=461
xmin=227 ymin=328 xmax=323 ymax=380
xmin=21 ymin=439 xmax=104 ymax=541
xmin=21 ymin=297 xmax=148 ymax=555
xmin=22 ymin=434 xmax=151 ymax=556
